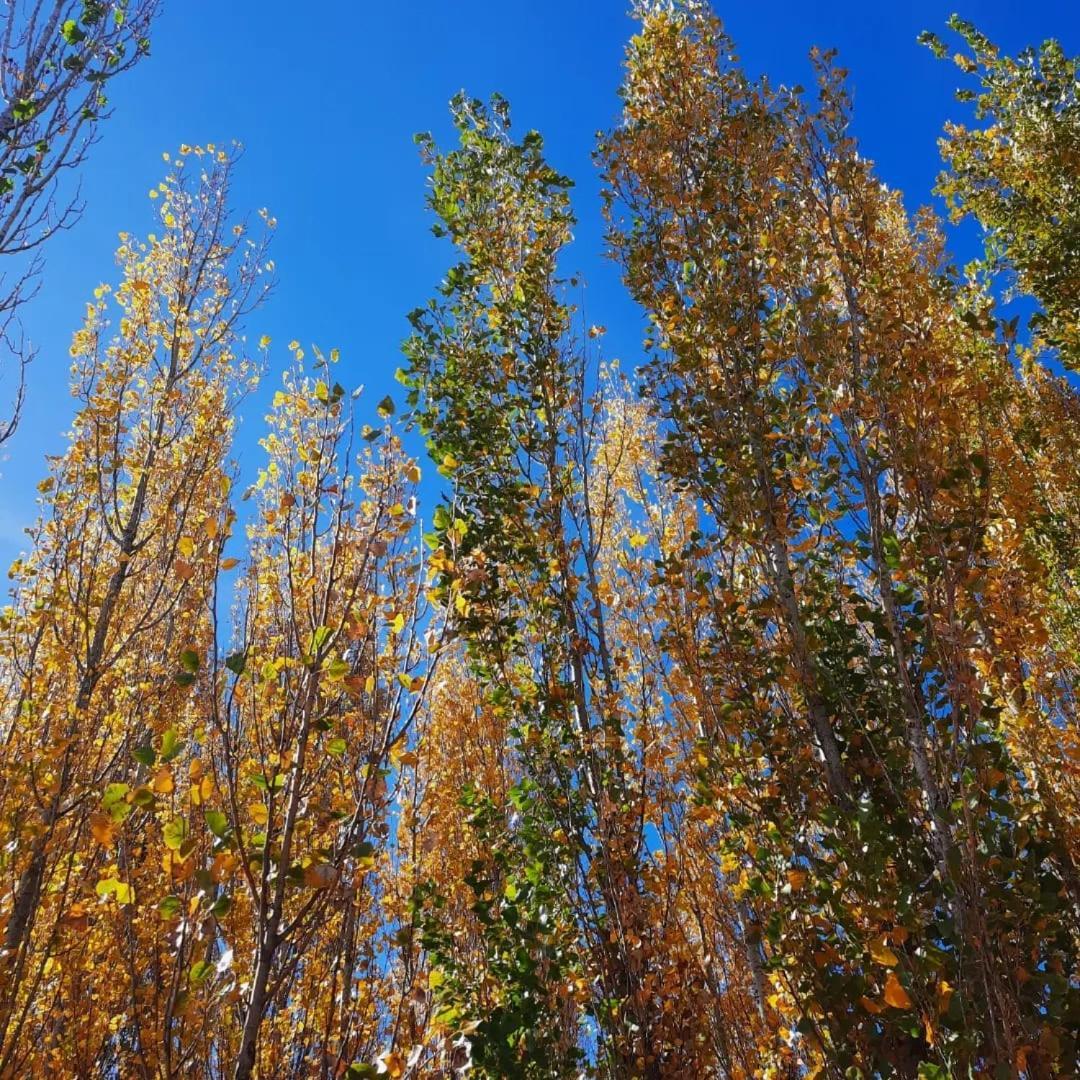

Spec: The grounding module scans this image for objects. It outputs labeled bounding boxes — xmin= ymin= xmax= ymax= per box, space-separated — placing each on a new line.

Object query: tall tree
xmin=922 ymin=17 xmax=1080 ymax=371
xmin=222 ymin=348 xmax=430 ymax=1080
xmin=0 ymin=0 xmax=161 ymax=442
xmin=403 ymin=94 xmax=765 ymax=1076
xmin=601 ymin=2 xmax=1079 ymax=1074
xmin=0 ymin=143 xmax=268 ymax=1073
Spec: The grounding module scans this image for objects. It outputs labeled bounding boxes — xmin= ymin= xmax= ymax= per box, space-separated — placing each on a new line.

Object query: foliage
xmin=0 ymin=4 xmax=1077 ymax=1078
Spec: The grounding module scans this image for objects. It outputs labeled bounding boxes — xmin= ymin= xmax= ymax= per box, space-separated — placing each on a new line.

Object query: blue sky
xmin=0 ymin=0 xmax=1076 ymax=564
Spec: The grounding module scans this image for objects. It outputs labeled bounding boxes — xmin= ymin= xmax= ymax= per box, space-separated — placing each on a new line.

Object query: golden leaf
xmin=869 ymin=934 xmax=899 ymax=967
xmin=152 ymin=767 xmax=174 ymax=794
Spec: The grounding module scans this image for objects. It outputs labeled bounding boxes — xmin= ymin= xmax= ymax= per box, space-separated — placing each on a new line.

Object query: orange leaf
xmin=89 ymin=812 xmax=117 ymax=846
xmin=786 ymin=869 xmax=808 ymax=892
xmin=883 ymin=971 xmax=913 ymax=1010
xmin=302 ymin=862 xmax=335 ymax=889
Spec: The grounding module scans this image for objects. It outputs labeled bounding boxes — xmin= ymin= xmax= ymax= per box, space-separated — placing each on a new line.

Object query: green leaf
xmin=326 ymin=737 xmax=347 ymax=756
xmin=881 ymin=533 xmax=901 ymax=571
xmin=61 ymin=19 xmax=87 ymax=45
xmin=102 ymin=783 xmax=132 ymax=822
xmin=325 ymin=658 xmax=349 ymax=680
xmin=210 ymin=894 xmax=232 ymax=917
xmin=95 ymin=877 xmax=134 ymax=904
xmin=179 ymin=649 xmax=200 ymax=674
xmin=158 ymin=895 xmax=182 ymax=918
xmin=163 ymin=817 xmax=189 ymax=851
xmin=376 ymin=394 xmax=395 ymax=418
xmin=189 ymin=959 xmax=213 ymax=985
xmin=160 ymin=728 xmax=183 ymax=763
xmin=132 ymin=740 xmax=156 ymax=767
xmin=225 ymin=651 xmax=247 ymax=676
xmin=205 ymin=810 xmax=230 ymax=839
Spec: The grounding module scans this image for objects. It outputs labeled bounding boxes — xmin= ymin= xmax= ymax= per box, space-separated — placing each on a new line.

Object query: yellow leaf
xmin=883 ymin=971 xmax=913 ymax=1010
xmin=378 ymin=1051 xmax=406 ymax=1079
xmin=390 ymin=613 xmax=405 ymax=635
xmin=629 ymin=532 xmax=648 ymax=550
xmin=248 ymin=802 xmax=268 ymax=826
xmin=442 ymin=452 xmax=459 ymax=470
xmin=406 ymin=463 xmax=421 ymax=484
xmin=152 ymin=767 xmax=174 ymax=794
xmin=191 ymin=774 xmax=214 ymax=806
xmin=937 ymin=979 xmax=954 ymax=1016
xmin=178 ymin=536 xmax=195 ymax=558
xmin=869 ymin=934 xmax=899 ymax=967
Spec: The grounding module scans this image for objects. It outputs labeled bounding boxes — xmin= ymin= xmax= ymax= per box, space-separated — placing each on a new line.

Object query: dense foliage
xmin=0 ymin=3 xmax=1077 ymax=1077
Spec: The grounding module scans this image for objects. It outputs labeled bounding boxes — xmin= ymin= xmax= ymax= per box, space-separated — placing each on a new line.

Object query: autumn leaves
xmin=1 ymin=2 xmax=1079 ymax=1078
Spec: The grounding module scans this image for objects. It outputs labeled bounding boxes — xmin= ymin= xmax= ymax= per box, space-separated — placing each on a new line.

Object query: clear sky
xmin=0 ymin=0 xmax=1076 ymax=565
